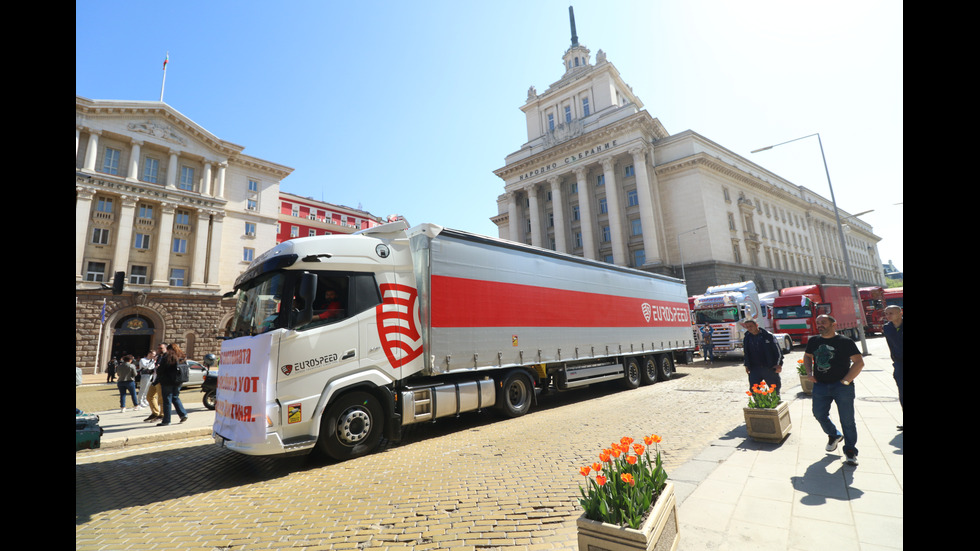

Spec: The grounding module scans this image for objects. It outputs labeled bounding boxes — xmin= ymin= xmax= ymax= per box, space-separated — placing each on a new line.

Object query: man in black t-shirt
xmin=804 ymin=314 xmax=865 ymax=466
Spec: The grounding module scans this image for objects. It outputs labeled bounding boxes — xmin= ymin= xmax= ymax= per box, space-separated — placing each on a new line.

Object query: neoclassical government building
xmin=75 ymin=96 xmax=293 ymax=373
xmin=492 ymin=29 xmax=885 ymax=295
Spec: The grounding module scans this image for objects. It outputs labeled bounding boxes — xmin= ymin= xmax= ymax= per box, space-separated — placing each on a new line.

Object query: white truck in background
xmin=215 ymin=221 xmax=695 ymax=461
xmin=691 ymin=281 xmax=793 ymax=357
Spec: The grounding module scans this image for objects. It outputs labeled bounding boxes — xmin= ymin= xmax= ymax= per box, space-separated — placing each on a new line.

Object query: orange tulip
xmin=596 ymin=475 xmax=607 ymax=486
xmin=626 ymin=455 xmax=638 ymax=465
xmin=621 ymin=473 xmax=635 ymax=486
xmin=592 ymin=462 xmax=603 ymax=472
xmin=580 ymin=466 xmax=591 ymax=476
xmin=599 ymin=452 xmax=610 ymax=463
xmin=620 ymin=436 xmax=634 ymax=446
xmin=651 ymin=434 xmax=662 ymax=444
xmin=633 ymin=444 xmax=645 ymax=455
xmin=643 ymin=435 xmax=654 ymax=445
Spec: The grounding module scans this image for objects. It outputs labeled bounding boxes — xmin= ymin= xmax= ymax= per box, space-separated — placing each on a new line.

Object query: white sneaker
xmin=825 ymin=434 xmax=843 ymax=452
xmin=120 ymin=408 xmax=126 ymax=413
xmin=844 ymin=453 xmax=859 ymax=466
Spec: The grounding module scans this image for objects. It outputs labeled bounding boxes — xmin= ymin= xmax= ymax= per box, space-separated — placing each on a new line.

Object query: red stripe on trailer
xmin=430 ymin=275 xmax=690 ymax=328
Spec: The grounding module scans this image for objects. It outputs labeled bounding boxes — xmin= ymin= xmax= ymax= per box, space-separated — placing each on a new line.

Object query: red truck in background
xmin=772 ymin=284 xmax=859 ymax=345
xmin=859 ymin=286 xmax=887 ymax=335
xmin=883 ymin=287 xmax=903 ymax=310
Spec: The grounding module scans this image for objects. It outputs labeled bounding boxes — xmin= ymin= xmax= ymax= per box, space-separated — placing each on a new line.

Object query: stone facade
xmin=492 ymin=28 xmax=884 ymax=297
xmin=75 ymin=96 xmax=292 ymax=372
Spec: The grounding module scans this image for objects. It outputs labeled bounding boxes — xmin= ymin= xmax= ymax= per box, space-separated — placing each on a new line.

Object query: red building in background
xmin=278 ymin=191 xmax=384 ymax=243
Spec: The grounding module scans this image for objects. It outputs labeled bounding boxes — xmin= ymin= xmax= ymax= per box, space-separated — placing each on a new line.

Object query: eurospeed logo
xmin=642 ymin=303 xmax=689 ymax=324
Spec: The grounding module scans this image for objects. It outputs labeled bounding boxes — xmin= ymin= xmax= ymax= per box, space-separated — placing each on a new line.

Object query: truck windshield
xmin=228 ymin=272 xmax=285 ymax=337
xmin=694 ymin=307 xmax=739 ymax=324
xmin=773 ymin=305 xmax=813 ymax=319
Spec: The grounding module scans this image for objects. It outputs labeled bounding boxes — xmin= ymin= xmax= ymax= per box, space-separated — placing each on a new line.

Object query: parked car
xmin=181 ymin=360 xmax=209 ymax=388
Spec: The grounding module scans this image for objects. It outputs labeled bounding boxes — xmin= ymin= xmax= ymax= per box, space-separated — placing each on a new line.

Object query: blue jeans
xmin=160 ymin=384 xmax=188 ymax=424
xmin=117 ymin=381 xmax=138 ymax=408
xmin=812 ymin=381 xmax=858 ymax=457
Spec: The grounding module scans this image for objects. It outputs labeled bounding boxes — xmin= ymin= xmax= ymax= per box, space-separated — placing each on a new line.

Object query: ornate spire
xmin=569 ymin=6 xmax=579 ymax=47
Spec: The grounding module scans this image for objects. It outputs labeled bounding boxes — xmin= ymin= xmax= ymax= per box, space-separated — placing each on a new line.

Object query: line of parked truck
xmin=690 ymin=280 xmax=902 ymax=357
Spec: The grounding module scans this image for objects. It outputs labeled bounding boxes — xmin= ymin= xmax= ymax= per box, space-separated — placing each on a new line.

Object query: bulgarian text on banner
xmin=214 ymin=332 xmax=274 ymax=444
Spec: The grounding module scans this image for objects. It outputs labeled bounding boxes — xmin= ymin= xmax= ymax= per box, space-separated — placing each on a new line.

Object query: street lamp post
xmin=751 ymin=133 xmax=869 ymax=355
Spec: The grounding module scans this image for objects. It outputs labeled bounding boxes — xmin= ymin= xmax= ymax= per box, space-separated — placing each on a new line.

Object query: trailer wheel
xmin=782 ymin=336 xmax=793 ymax=354
xmin=496 ymin=371 xmax=533 ymax=418
xmin=640 ymin=356 xmax=659 ymax=385
xmin=658 ymin=354 xmax=674 ymax=381
xmin=317 ymin=391 xmax=384 ymax=461
xmin=622 ymin=357 xmax=641 ymax=389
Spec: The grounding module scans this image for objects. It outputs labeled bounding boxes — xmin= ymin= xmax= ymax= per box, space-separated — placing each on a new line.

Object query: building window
xmin=596 ymin=174 xmax=605 ymax=186
xmin=134 ymin=233 xmax=151 ymax=250
xmin=564 ymin=105 xmax=572 ymax=123
xmin=169 ymin=268 xmax=186 ymax=287
xmin=243 ymin=248 xmax=254 ymax=262
xmin=627 ymin=189 xmax=639 ymax=207
xmin=631 ymin=219 xmax=642 ymax=236
xmin=247 ymin=199 xmax=258 ymax=211
xmin=138 ymin=204 xmax=153 ymax=219
xmin=102 ymin=147 xmax=120 ymax=175
xmin=624 ymin=165 xmax=634 ymax=178
xmin=92 ymin=227 xmax=110 ymax=245
xmin=582 ymin=97 xmax=590 ymax=117
xmin=570 ymin=182 xmax=578 ymax=194
xmin=601 ymin=225 xmax=611 ymax=242
xmin=179 ymin=166 xmax=195 ymax=191
xmin=97 ymin=197 xmax=113 ymax=213
xmin=245 ymin=222 xmax=256 ymax=237
xmin=599 ymin=198 xmax=608 ymax=214
xmin=548 ymin=113 xmax=555 ymax=131
xmin=129 ymin=265 xmax=148 ymax=284
xmin=141 ymin=157 xmax=159 ymax=183
xmin=172 ymin=238 xmax=187 ymax=254
xmin=309 ymin=229 xmax=316 ymax=237
xmin=85 ymin=262 xmax=107 ymax=282
xmin=728 ymin=213 xmax=737 ymax=231
xmin=175 ymin=210 xmax=190 ymax=225
xmin=634 ymin=249 xmax=646 ymax=267
xmin=290 ymin=226 xmax=299 ymax=238
xmin=248 ymin=179 xmax=259 ymax=192
xmin=572 ymin=205 xmax=580 ymax=221
xmin=575 ymin=232 xmax=582 ymax=248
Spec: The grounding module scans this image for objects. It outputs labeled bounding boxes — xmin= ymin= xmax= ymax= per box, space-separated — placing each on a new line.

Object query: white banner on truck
xmin=214 ymin=332 xmax=274 ymax=444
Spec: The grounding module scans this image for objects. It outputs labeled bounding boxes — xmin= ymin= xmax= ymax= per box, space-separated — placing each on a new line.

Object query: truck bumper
xmin=213 ymin=430 xmax=313 ymax=456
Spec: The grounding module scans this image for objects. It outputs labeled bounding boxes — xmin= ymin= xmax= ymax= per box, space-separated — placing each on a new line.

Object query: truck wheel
xmin=317 ymin=391 xmax=384 ymax=461
xmin=203 ymin=390 xmax=216 ymax=410
xmin=640 ymin=356 xmax=659 ymax=385
xmin=658 ymin=355 xmax=674 ymax=381
xmin=622 ymin=357 xmax=641 ymax=389
xmin=782 ymin=337 xmax=793 ymax=354
xmin=496 ymin=371 xmax=533 ymax=418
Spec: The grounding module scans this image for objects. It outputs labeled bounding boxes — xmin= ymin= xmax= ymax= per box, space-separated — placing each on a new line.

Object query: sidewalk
xmin=76 ymin=373 xmax=214 ymax=450
xmin=672 ymin=338 xmax=903 ymax=550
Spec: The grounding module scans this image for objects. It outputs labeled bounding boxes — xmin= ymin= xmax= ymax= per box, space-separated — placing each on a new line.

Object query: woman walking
xmin=155 ymin=343 xmax=189 ymax=426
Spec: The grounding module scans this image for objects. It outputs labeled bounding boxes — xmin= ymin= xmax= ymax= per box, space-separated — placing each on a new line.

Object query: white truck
xmin=691 ymin=281 xmax=792 ymax=357
xmin=214 ymin=221 xmax=694 ymax=461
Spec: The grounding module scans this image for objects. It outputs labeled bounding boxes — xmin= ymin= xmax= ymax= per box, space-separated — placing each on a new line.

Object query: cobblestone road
xmin=77 ymin=354 xmax=798 ymax=550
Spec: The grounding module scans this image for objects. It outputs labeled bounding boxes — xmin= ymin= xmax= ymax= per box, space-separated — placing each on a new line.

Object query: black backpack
xmin=176 ymin=362 xmax=190 ymax=383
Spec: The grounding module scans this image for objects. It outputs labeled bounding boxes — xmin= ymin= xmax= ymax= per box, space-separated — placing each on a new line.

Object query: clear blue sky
xmin=76 ymin=0 xmax=903 ymax=272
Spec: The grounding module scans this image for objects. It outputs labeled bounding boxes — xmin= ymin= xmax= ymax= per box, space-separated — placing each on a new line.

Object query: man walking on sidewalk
xmin=804 ymin=314 xmax=864 ymax=466
xmin=882 ymin=305 xmax=903 ymax=430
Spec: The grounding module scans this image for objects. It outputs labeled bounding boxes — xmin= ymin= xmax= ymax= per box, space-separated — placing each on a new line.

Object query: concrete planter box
xmin=799 ymin=374 xmax=814 ymax=395
xmin=576 ymin=482 xmax=679 ymax=551
xmin=743 ymin=400 xmax=792 ymax=443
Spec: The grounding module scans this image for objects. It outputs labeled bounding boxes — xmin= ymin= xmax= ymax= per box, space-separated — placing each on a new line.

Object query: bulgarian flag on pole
xmin=163 ymin=52 xmax=169 ymax=70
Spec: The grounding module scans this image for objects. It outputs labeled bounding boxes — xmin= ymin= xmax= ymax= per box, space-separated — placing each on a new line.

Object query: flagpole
xmin=160 ymin=52 xmax=169 ymax=102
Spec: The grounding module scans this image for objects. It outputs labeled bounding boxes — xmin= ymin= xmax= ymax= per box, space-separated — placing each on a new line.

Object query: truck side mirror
xmin=290 ymin=272 xmax=317 ymax=328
